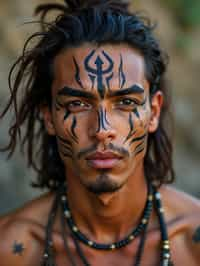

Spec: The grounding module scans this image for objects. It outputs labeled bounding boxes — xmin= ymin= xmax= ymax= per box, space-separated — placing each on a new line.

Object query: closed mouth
xmin=86 ymin=151 xmax=123 ymax=169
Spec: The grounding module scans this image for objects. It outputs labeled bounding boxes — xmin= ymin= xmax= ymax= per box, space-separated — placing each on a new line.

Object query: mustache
xmin=77 ymin=143 xmax=130 ymax=160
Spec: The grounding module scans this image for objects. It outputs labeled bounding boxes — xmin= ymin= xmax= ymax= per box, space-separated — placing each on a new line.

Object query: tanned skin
xmin=0 ymin=44 xmax=200 ymax=266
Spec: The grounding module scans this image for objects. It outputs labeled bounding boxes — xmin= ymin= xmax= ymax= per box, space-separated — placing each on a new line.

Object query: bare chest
xmin=53 ymin=242 xmax=197 ymax=266
xmin=53 ymin=239 xmax=160 ymax=266
xmin=51 ymin=230 xmax=197 ymax=266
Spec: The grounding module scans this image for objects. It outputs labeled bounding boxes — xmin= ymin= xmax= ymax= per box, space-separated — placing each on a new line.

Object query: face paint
xmin=96 ymin=107 xmax=111 ymax=132
xmin=133 ymin=108 xmax=140 ymax=119
xmin=121 ymin=86 xmax=147 ymax=145
xmin=57 ymin=135 xmax=73 ymax=158
xmin=134 ymin=141 xmax=145 ymax=156
xmin=124 ymin=113 xmax=135 ymax=143
xmin=129 ymin=133 xmax=147 ymax=147
xmin=12 ymin=241 xmax=25 ymax=256
xmin=129 ymin=132 xmax=147 ymax=158
xmin=70 ymin=115 xmax=78 ymax=142
xmin=84 ymin=49 xmax=114 ymax=99
xmin=51 ymin=44 xmax=153 ymax=194
xmin=73 ymin=56 xmax=84 ymax=89
xmin=118 ymin=54 xmax=126 ymax=89
xmin=64 ymin=110 xmax=70 ymax=121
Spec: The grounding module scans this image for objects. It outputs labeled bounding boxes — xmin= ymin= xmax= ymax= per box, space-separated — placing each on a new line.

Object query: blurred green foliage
xmin=162 ymin=0 xmax=200 ymax=29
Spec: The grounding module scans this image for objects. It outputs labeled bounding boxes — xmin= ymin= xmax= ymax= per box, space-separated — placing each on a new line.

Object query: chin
xmin=81 ymin=173 xmax=126 ymax=195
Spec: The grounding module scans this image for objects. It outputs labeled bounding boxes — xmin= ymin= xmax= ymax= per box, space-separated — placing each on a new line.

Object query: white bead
xmin=148 ymin=195 xmax=153 ymax=201
xmin=61 ymin=195 xmax=67 ymax=201
xmin=159 ymin=208 xmax=164 ymax=213
xmin=129 ymin=235 xmax=135 ymax=241
xmin=72 ymin=226 xmax=78 ymax=232
xmin=88 ymin=241 xmax=93 ymax=246
xmin=164 ymin=253 xmax=170 ymax=259
xmin=155 ymin=192 xmax=161 ymax=199
xmin=64 ymin=210 xmax=71 ymax=218
xmin=142 ymin=218 xmax=147 ymax=224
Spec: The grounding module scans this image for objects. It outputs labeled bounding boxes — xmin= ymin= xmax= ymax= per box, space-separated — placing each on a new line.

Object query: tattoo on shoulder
xmin=12 ymin=241 xmax=25 ymax=256
xmin=192 ymin=227 xmax=200 ymax=243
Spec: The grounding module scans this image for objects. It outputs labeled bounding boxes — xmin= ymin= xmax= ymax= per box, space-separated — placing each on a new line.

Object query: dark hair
xmin=0 ymin=0 xmax=175 ymax=190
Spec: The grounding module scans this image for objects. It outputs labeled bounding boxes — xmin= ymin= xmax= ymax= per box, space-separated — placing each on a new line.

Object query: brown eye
xmin=118 ymin=98 xmax=137 ymax=107
xmin=68 ymin=100 xmax=85 ymax=107
xmin=119 ymin=98 xmax=135 ymax=106
xmin=67 ymin=100 xmax=91 ymax=112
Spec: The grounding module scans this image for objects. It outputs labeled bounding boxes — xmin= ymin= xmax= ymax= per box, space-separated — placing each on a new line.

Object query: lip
xmin=86 ymin=151 xmax=122 ymax=169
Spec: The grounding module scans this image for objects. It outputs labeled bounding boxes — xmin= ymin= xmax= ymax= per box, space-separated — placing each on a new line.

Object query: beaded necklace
xmin=60 ymin=182 xmax=153 ymax=250
xmin=42 ymin=183 xmax=173 ymax=266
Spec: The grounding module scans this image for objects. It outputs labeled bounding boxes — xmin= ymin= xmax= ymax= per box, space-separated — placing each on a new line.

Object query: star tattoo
xmin=12 ymin=241 xmax=25 ymax=256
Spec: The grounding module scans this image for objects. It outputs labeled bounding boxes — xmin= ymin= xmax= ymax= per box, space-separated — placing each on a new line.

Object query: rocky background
xmin=0 ymin=0 xmax=199 ymax=214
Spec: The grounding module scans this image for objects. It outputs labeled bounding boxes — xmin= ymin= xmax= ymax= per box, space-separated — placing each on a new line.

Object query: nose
xmin=89 ymin=107 xmax=117 ymax=142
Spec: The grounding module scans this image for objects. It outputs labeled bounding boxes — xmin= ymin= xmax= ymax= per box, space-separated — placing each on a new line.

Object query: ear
xmin=40 ymin=106 xmax=56 ymax=136
xmin=148 ymin=91 xmax=163 ymax=133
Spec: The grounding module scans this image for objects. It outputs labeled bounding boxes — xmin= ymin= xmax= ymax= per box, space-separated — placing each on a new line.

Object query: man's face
xmin=45 ymin=44 xmax=161 ymax=194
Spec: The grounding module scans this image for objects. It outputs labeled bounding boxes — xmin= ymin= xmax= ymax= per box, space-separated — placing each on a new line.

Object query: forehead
xmin=52 ymin=43 xmax=149 ymax=94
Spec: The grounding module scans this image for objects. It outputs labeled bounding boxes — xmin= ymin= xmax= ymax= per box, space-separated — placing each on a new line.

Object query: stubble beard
xmin=80 ymin=171 xmax=126 ymax=195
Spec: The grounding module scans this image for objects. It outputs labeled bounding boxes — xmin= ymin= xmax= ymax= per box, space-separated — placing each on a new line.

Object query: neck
xmin=65 ymin=167 xmax=150 ymax=244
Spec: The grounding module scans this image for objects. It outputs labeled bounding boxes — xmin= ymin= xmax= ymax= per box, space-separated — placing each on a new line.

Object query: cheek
xmin=52 ymin=109 xmax=66 ymax=133
xmin=138 ymin=108 xmax=151 ymax=131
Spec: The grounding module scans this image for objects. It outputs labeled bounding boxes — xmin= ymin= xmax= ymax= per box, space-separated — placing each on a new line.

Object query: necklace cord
xmin=42 ymin=191 xmax=60 ymax=266
xmin=43 ymin=182 xmax=173 ymax=266
xmin=60 ymin=182 xmax=153 ymax=251
xmin=60 ymin=203 xmax=77 ymax=266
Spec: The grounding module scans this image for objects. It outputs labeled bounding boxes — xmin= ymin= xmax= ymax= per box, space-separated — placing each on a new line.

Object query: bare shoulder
xmin=161 ymin=185 xmax=200 ymax=262
xmin=161 ymin=185 xmax=200 ymax=214
xmin=0 ymin=192 xmax=54 ymax=266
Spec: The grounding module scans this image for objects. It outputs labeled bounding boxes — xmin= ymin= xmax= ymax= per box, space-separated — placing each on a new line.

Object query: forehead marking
xmin=84 ymin=49 xmax=114 ymax=99
xmin=119 ymin=54 xmax=126 ymax=89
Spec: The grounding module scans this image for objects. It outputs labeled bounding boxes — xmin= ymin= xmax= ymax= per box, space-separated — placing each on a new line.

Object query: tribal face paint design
xmin=12 ymin=241 xmax=25 ymax=256
xmin=57 ymin=135 xmax=73 ymax=158
xmin=55 ymin=97 xmax=78 ymax=144
xmin=81 ymin=50 xmax=126 ymax=98
xmin=96 ymin=106 xmax=111 ymax=133
xmin=120 ymin=85 xmax=148 ymax=157
xmin=54 ymin=89 xmax=83 ymax=159
xmin=53 ymin=47 xmax=150 ymax=165
xmin=54 ymin=84 xmax=99 ymax=158
xmin=49 ymin=44 xmax=157 ymax=197
xmin=84 ymin=49 xmax=114 ymax=98
xmin=119 ymin=54 xmax=126 ymax=89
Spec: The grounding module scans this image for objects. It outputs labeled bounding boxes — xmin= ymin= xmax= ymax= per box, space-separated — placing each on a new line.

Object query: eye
xmin=117 ymin=98 xmax=138 ymax=108
xmin=119 ymin=98 xmax=135 ymax=106
xmin=67 ymin=100 xmax=91 ymax=112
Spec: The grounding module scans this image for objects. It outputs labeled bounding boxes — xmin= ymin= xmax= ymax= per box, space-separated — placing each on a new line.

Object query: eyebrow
xmin=57 ymin=86 xmax=95 ymax=99
xmin=109 ymin=85 xmax=144 ymax=97
xmin=57 ymin=84 xmax=144 ymax=100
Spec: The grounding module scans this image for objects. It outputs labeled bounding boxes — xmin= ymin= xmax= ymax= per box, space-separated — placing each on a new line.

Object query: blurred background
xmin=0 ymin=0 xmax=199 ymax=215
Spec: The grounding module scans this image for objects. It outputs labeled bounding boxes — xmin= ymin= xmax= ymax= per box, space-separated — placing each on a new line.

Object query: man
xmin=0 ymin=0 xmax=199 ymax=265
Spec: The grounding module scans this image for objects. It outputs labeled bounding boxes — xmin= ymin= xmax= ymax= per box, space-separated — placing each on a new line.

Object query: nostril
xmin=94 ymin=128 xmax=116 ymax=141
